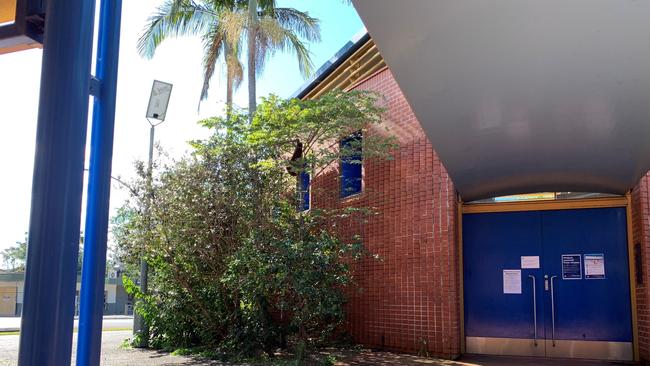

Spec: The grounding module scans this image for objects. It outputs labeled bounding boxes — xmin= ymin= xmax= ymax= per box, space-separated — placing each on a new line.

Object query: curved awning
xmin=352 ymin=0 xmax=650 ymax=201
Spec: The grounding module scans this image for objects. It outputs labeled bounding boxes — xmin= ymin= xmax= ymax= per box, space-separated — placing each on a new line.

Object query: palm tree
xmin=138 ymin=0 xmax=320 ymax=118
xmin=139 ymin=0 xmax=240 ymax=113
xmin=248 ymin=0 xmax=258 ymax=120
xmin=240 ymin=0 xmax=320 ymax=119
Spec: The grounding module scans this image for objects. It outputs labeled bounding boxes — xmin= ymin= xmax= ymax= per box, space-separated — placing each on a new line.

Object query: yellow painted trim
xmin=0 ymin=0 xmax=16 ymax=24
xmin=457 ymin=194 xmax=465 ymax=354
xmin=308 ymin=43 xmax=378 ymax=99
xmin=461 ymin=196 xmax=628 ymax=214
xmin=345 ymin=65 xmax=389 ymax=92
xmin=625 ymin=192 xmax=640 ymax=362
xmin=302 ymin=39 xmax=386 ymax=101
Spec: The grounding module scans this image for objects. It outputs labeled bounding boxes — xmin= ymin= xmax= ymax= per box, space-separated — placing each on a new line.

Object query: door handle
xmin=550 ymin=275 xmax=558 ymax=346
xmin=529 ymin=274 xmax=537 ymax=346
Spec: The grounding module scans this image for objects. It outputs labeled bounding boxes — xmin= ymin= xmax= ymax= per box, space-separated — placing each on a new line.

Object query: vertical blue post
xmin=18 ymin=0 xmax=96 ymax=365
xmin=77 ymin=0 xmax=123 ymax=364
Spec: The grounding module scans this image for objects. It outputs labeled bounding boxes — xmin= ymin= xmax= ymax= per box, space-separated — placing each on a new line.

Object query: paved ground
xmin=0 ymin=315 xmax=133 ymax=332
xmin=315 ymin=352 xmax=631 ymax=366
xmin=458 ymin=355 xmax=632 ymax=366
xmin=0 ymin=329 xmax=632 ymax=365
xmin=0 ymin=331 xmax=218 ymax=366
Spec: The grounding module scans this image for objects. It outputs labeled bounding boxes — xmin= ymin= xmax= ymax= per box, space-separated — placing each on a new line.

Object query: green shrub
xmin=114 ymin=91 xmax=394 ymax=357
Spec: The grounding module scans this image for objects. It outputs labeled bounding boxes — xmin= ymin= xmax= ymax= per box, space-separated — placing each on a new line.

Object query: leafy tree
xmin=113 ymin=91 xmax=395 ymax=357
xmin=138 ymin=0 xmax=319 ymax=116
xmin=1 ymin=233 xmax=85 ymax=272
xmin=1 ymin=235 xmax=27 ymax=271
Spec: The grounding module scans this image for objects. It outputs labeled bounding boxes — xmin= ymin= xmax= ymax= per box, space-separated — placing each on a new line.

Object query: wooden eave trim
xmin=345 ymin=64 xmax=388 ymax=92
xmin=461 ymin=196 xmax=628 ymax=214
xmin=302 ymin=39 xmax=385 ymax=100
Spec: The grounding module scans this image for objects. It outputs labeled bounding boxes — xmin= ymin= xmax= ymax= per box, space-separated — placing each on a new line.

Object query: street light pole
xmin=134 ymin=80 xmax=173 ymax=348
xmin=77 ymin=0 xmax=123 ymax=364
xmin=134 ymin=123 xmax=154 ymax=346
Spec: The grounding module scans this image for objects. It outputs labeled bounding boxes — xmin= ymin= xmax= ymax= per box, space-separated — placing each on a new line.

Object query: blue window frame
xmin=299 ymin=171 xmax=310 ymax=211
xmin=340 ymin=132 xmax=362 ymax=198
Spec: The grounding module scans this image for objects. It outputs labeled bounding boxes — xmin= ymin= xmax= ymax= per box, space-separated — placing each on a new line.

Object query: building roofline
xmin=291 ymin=30 xmax=370 ymax=100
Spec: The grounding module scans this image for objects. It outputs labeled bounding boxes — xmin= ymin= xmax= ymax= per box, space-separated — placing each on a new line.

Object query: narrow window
xmin=340 ymin=131 xmax=362 ymax=198
xmin=299 ymin=171 xmax=310 ymax=211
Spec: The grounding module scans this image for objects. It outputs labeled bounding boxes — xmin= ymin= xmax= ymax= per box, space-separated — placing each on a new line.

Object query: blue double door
xmin=463 ymin=207 xmax=633 ymax=360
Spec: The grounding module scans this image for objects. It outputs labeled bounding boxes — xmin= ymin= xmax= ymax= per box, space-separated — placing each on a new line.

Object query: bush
xmin=113 ymin=91 xmax=395 ymax=357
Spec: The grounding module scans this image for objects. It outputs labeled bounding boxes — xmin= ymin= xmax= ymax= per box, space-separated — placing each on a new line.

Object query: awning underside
xmin=353 ymin=0 xmax=650 ymax=201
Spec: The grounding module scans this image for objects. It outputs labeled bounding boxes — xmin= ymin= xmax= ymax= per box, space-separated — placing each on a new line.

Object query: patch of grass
xmin=198 ymin=350 xmax=222 ymax=359
xmin=321 ymin=355 xmax=337 ymax=366
xmin=171 ymin=348 xmax=195 ymax=356
xmin=119 ymin=338 xmax=133 ymax=349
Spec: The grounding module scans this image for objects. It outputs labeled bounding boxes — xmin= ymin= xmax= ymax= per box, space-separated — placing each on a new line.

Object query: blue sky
xmin=0 ymin=0 xmax=364 ymax=253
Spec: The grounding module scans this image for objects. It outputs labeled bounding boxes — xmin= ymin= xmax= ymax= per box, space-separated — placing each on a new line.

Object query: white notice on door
xmin=521 ymin=256 xmax=540 ymax=269
xmin=503 ymin=269 xmax=522 ymax=294
xmin=584 ymin=253 xmax=605 ymax=279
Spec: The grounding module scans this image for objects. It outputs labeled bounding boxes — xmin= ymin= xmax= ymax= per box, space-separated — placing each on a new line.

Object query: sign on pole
xmin=146 ymin=80 xmax=173 ymax=121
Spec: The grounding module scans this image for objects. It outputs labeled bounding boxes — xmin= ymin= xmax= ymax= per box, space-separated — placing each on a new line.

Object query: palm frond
xmin=278 ymin=28 xmax=314 ymax=78
xmin=219 ymin=9 xmax=248 ymax=51
xmin=253 ymin=17 xmax=281 ymax=76
xmin=227 ymin=45 xmax=244 ymax=91
xmin=138 ymin=0 xmax=218 ymax=59
xmin=272 ymin=8 xmax=320 ymax=43
xmin=256 ymin=17 xmax=315 ymax=78
xmin=200 ymin=25 xmax=226 ymax=102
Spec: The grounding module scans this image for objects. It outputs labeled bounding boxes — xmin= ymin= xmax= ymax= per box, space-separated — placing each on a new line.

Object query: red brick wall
xmin=309 ymin=65 xmax=650 ymax=360
xmin=632 ymin=174 xmax=650 ymax=361
xmin=312 ymin=69 xmax=461 ymax=357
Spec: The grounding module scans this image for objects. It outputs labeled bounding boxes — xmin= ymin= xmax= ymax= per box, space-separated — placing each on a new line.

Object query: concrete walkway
xmin=446 ymin=355 xmax=628 ymax=366
xmin=0 ymin=331 xmax=631 ymax=365
xmin=0 ymin=331 xmax=215 ymax=366
xmin=315 ymin=351 xmax=630 ymax=366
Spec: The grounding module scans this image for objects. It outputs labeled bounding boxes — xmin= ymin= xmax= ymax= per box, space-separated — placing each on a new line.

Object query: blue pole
xmin=77 ymin=0 xmax=123 ymax=364
xmin=17 ymin=0 xmax=96 ymax=364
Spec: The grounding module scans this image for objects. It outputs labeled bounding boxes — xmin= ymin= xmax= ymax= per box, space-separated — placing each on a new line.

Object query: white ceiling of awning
xmin=352 ymin=0 xmax=650 ymax=201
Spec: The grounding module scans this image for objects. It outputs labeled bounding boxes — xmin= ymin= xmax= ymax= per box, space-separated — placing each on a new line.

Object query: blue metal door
xmin=541 ymin=208 xmax=632 ymax=354
xmin=464 ymin=211 xmax=546 ymax=356
xmin=463 ymin=207 xmax=633 ymax=360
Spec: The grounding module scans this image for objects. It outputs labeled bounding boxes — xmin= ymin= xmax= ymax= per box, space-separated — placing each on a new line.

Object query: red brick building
xmin=295 ymin=32 xmax=650 ymax=363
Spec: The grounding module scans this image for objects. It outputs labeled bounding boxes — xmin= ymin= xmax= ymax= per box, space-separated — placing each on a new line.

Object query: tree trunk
xmin=248 ymin=0 xmax=258 ymax=122
xmin=225 ymin=42 xmax=234 ymax=121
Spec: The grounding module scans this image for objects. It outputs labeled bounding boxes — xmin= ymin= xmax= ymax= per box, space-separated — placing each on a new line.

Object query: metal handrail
xmin=550 ymin=275 xmax=558 ymax=346
xmin=529 ymin=274 xmax=538 ymax=346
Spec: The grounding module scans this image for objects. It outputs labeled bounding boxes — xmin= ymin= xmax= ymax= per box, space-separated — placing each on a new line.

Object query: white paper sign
xmin=503 ymin=269 xmax=522 ymax=294
xmin=521 ymin=256 xmax=540 ymax=269
xmin=584 ymin=253 xmax=605 ymax=279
